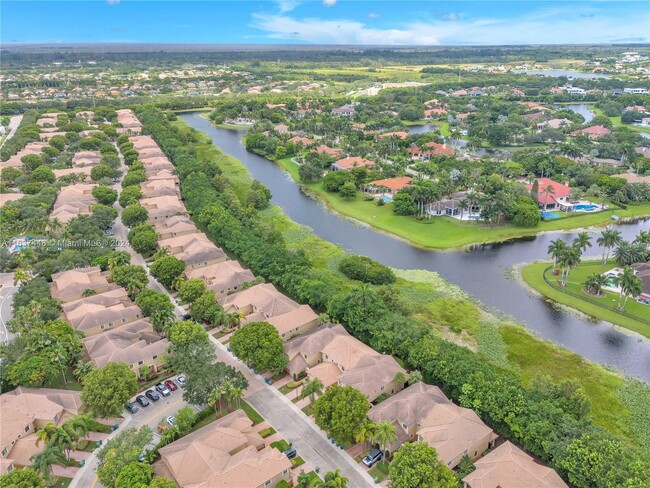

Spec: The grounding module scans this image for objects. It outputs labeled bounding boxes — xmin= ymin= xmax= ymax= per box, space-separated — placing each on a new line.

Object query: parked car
xmin=282 ymin=447 xmax=297 ymax=459
xmin=155 ymin=383 xmax=171 ymax=397
xmin=125 ymin=402 xmax=139 ymax=414
xmin=181 ymin=313 xmax=192 ymax=320
xmin=104 ymin=228 xmax=114 ymax=236
xmin=176 ymin=375 xmax=186 ymax=388
xmin=362 ymin=449 xmax=382 ymax=467
xmin=166 ymin=416 xmax=176 ymax=427
xmin=135 ymin=395 xmax=150 ymax=407
xmin=145 ymin=390 xmax=160 ymax=402
xmin=164 ymin=379 xmax=178 ymax=391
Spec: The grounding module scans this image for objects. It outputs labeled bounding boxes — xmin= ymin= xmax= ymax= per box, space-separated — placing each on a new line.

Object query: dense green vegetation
xmin=137 ymin=107 xmax=650 ymax=487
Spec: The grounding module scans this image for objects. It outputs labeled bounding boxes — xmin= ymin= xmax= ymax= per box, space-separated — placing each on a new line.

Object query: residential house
xmin=141 ymin=157 xmax=175 ymax=175
xmin=427 ymin=191 xmax=481 ymax=219
xmin=331 ymin=156 xmax=376 ymax=171
xmin=83 ymin=319 xmax=169 ymax=376
xmin=424 ymin=108 xmax=447 ymax=118
xmin=137 ymin=147 xmax=167 ymax=161
xmin=0 ymin=387 xmax=82 ymax=472
xmin=525 ymin=178 xmax=572 ymax=211
xmin=314 ymin=145 xmax=343 ymax=158
xmin=0 ymin=193 xmax=25 ymax=206
xmin=154 ymin=409 xmax=291 ymax=488
xmin=72 ymin=151 xmax=102 ymax=167
xmin=570 ymin=125 xmax=611 ymax=139
xmin=617 ymin=172 xmax=650 ymax=184
xmin=154 ymin=215 xmax=197 ymax=239
xmin=140 ymin=195 xmax=186 ymax=223
xmin=284 ymin=323 xmax=406 ymax=402
xmin=158 ymin=232 xmax=227 ymax=269
xmin=129 ymin=135 xmax=160 ymax=150
xmin=61 ymin=288 xmax=142 ymax=337
xmin=632 ymin=262 xmax=650 ymax=301
xmin=379 ymin=131 xmax=409 ymax=140
xmin=537 ymin=118 xmax=572 ymax=130
xmin=141 ymin=179 xmax=180 ymax=198
xmin=50 ymin=184 xmax=97 ymax=224
xmin=288 ymin=136 xmax=313 ymax=146
xmin=185 ymin=260 xmax=255 ymax=298
xmin=147 ymin=168 xmax=179 ymax=184
xmin=364 ymin=177 xmax=412 ymax=196
xmin=425 ymin=141 xmax=454 ymax=156
xmin=220 ymin=283 xmax=318 ymax=340
xmin=564 ymin=87 xmax=585 ymax=95
xmin=50 ymin=266 xmax=114 ymax=302
xmin=623 ymin=87 xmax=649 ymax=95
xmin=331 ymin=106 xmax=355 ymax=117
xmin=462 ymin=441 xmax=568 ymax=488
xmin=53 ymin=166 xmax=93 ymax=180
xmin=274 ymin=123 xmax=289 ymax=134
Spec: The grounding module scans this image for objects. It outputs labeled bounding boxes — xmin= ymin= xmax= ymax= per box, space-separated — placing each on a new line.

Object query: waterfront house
xmin=364 ymin=177 xmax=412 ymax=196
xmin=524 ymin=178 xmax=572 ymax=211
xmin=462 ymin=441 xmax=568 ymax=488
xmin=314 ymin=145 xmax=343 ymax=158
xmin=427 ymin=191 xmax=481 ymax=220
xmin=154 ymin=215 xmax=197 ymax=239
xmin=154 ymin=410 xmax=291 ymax=488
xmin=570 ymin=125 xmax=610 ymax=139
xmin=331 ymin=156 xmax=376 ymax=171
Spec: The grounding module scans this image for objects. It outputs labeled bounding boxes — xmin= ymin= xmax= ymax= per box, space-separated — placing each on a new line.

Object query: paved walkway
xmin=0 ymin=273 xmax=17 ymax=344
xmin=0 ymin=115 xmax=23 ymax=150
xmin=209 ymin=336 xmax=375 ymax=487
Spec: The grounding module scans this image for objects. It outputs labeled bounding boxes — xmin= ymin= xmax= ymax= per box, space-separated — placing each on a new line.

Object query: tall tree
xmin=572 ymin=232 xmax=592 ymax=253
xmin=372 ymin=420 xmax=398 ymax=454
xmin=81 ymin=362 xmax=138 ymax=418
xmin=615 ymin=266 xmax=643 ymax=310
xmin=388 ymin=442 xmax=457 ymax=488
xmin=229 ymin=321 xmax=288 ymax=373
xmin=302 ymin=377 xmax=324 ymax=403
xmin=597 ymin=229 xmax=623 ymax=265
xmin=313 ymin=385 xmax=369 ymax=444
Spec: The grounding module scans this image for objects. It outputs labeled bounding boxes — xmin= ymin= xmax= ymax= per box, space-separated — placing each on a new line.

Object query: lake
xmin=181 ymin=112 xmax=650 ymax=380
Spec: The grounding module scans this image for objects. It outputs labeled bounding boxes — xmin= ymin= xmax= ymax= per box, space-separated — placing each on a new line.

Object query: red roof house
xmin=525 ymin=178 xmax=571 ymax=209
xmin=570 ymin=125 xmax=611 ymax=139
xmin=331 ymin=156 xmax=376 ymax=171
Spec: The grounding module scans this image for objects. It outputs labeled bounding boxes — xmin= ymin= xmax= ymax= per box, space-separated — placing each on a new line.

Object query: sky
xmin=1 ymin=1 xmax=649 ymax=46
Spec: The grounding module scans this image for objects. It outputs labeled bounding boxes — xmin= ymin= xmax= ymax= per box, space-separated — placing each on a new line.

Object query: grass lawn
xmin=291 ymin=456 xmax=306 ymax=468
xmin=368 ymin=460 xmax=390 ymax=483
xmin=50 ymin=477 xmax=72 ymax=488
xmin=46 ymin=367 xmax=82 ymax=391
xmin=301 ymin=405 xmax=315 ymax=416
xmin=271 ymin=439 xmax=291 ymax=452
xmin=274 ymin=157 xmax=650 ymax=249
xmin=258 ymin=427 xmax=276 ymax=439
xmin=77 ymin=440 xmax=99 ymax=453
xmin=241 ymin=400 xmax=264 ymax=425
xmin=279 ymin=382 xmax=302 ymax=395
xmin=522 ymin=260 xmax=650 ymax=337
xmin=500 ymin=324 xmax=633 ymax=442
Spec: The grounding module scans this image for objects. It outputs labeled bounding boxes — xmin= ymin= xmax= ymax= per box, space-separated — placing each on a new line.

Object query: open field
xmin=522 ymin=260 xmax=650 ymax=337
xmin=276 ymin=156 xmax=650 ymax=250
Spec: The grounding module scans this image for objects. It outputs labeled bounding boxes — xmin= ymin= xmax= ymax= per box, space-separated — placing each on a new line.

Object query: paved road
xmin=0 ymin=115 xmax=23 ymax=150
xmin=0 ymin=273 xmax=17 ymax=344
xmin=209 ymin=336 xmax=376 ymax=487
xmin=70 ymin=381 xmax=198 ymax=488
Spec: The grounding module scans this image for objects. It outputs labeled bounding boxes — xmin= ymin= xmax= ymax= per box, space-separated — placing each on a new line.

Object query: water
xmin=181 ymin=112 xmax=650 ymax=380
xmin=517 ymin=69 xmax=612 ymax=79
xmin=407 ymin=124 xmax=438 ymax=135
xmin=553 ymin=104 xmax=595 ymax=123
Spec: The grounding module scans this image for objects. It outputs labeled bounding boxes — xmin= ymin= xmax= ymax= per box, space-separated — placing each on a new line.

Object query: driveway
xmin=0 ymin=273 xmax=17 ymax=344
xmin=0 ymin=115 xmax=23 ymax=149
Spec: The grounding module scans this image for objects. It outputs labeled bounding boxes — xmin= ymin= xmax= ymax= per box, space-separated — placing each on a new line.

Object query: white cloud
xmin=106 ymin=0 xmax=120 ymax=5
xmin=323 ymin=0 xmax=337 ymax=6
xmin=274 ymin=0 xmax=301 ymax=13
xmin=367 ymin=12 xmax=381 ymax=19
xmin=441 ymin=12 xmax=460 ymax=22
xmin=250 ymin=6 xmax=649 ymax=45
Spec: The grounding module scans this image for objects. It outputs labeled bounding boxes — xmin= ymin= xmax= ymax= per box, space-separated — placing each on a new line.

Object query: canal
xmin=181 ymin=112 xmax=650 ymax=380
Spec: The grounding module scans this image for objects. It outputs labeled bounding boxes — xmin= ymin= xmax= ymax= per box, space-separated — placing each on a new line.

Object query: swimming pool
xmin=575 ymin=204 xmax=599 ymax=212
xmin=381 ymin=195 xmax=393 ymax=203
xmin=541 ymin=211 xmax=563 ymax=219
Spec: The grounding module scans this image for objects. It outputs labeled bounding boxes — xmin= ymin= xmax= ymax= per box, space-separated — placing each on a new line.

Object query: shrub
xmin=338 ymin=255 xmax=395 ymax=285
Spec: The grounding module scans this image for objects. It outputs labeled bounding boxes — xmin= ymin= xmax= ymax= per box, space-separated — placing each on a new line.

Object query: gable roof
xmin=61 ymin=288 xmax=140 ymax=331
xmin=368 ymin=382 xmax=451 ymax=427
xmin=50 ymin=266 xmax=111 ymax=301
xmin=367 ymin=177 xmax=412 ymax=192
xmin=220 ymin=283 xmax=300 ymax=318
xmin=154 ymin=215 xmax=197 ymax=236
xmin=524 ymin=178 xmax=571 ymax=206
xmin=334 ymin=156 xmax=376 ymax=170
xmin=463 ymin=441 xmax=568 ymax=488
xmin=185 ymin=260 xmax=255 ymax=292
xmin=158 ymin=232 xmax=226 ymax=266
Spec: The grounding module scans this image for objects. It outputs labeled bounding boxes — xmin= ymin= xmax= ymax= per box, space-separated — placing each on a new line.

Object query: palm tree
xmin=302 ymin=377 xmax=324 ymax=403
xmin=616 ymin=266 xmax=643 ymax=310
xmin=372 ymin=420 xmax=398 ymax=455
xmin=634 ymin=230 xmax=650 ymax=246
xmin=547 ymin=239 xmax=568 ymax=270
xmin=47 ymin=217 xmax=63 ymax=237
xmin=597 ymin=229 xmax=623 ymax=265
xmin=35 ymin=423 xmax=58 ymax=447
xmin=31 ymin=446 xmax=67 ymax=484
xmin=542 ymin=184 xmax=555 ymax=211
xmin=12 ymin=268 xmax=30 ymax=286
xmin=65 ymin=413 xmax=92 ymax=442
xmin=313 ymin=469 xmax=348 ymax=488
xmin=152 ymin=247 xmax=170 ymax=261
xmin=73 ymin=361 xmax=94 ymax=382
xmin=613 ymin=241 xmax=646 ymax=266
xmin=558 ymin=246 xmax=582 ymax=287
xmin=107 ymin=252 xmax=130 ymax=270
xmin=208 ymin=386 xmax=224 ymax=417
xmin=407 ymin=370 xmax=423 ymax=385
xmin=583 ymin=273 xmax=607 ymax=296
xmin=49 ymin=424 xmax=76 ymax=459
xmin=572 ymin=232 xmax=592 ymax=253
xmin=171 ymin=277 xmax=185 ymax=291
xmin=353 ymin=419 xmax=377 ymax=451
xmin=151 ymin=308 xmax=175 ymax=332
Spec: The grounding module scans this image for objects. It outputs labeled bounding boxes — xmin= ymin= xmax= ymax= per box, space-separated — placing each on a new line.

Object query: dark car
xmin=155 ymin=383 xmax=171 ymax=397
xmin=164 ymin=379 xmax=178 ymax=392
xmin=125 ymin=402 xmax=139 ymax=414
xmin=282 ymin=447 xmax=297 ymax=459
xmin=181 ymin=313 xmax=192 ymax=320
xmin=362 ymin=448 xmax=382 ymax=468
xmin=135 ymin=395 xmax=150 ymax=407
xmin=145 ymin=389 xmax=160 ymax=402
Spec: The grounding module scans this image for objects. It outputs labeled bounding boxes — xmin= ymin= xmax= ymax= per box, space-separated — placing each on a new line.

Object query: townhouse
xmin=50 ymin=183 xmax=97 ymax=224
xmin=140 ymin=195 xmax=187 ymax=224
xmin=157 ymin=232 xmax=227 ymax=270
xmin=154 ymin=215 xmax=197 ymax=239
xmin=50 ymin=266 xmax=115 ymax=303
xmin=184 ymin=260 xmax=255 ymax=298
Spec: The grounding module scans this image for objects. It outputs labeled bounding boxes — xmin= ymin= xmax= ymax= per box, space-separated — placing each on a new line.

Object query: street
xmin=0 ymin=114 xmax=23 ymax=150
xmin=0 ymin=273 xmax=17 ymax=344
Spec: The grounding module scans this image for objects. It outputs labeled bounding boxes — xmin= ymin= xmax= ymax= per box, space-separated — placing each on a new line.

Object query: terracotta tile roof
xmin=61 ymin=288 xmax=141 ymax=332
xmin=83 ymin=319 xmax=169 ymax=368
xmin=140 ymin=195 xmax=186 ymax=219
xmin=154 ymin=215 xmax=197 ymax=237
xmin=379 ymin=131 xmax=409 ymax=140
xmin=51 ymin=184 xmax=97 ymax=223
xmin=463 ymin=441 xmax=568 ymax=488
xmin=129 ymin=135 xmax=159 ymax=150
xmin=53 ymin=166 xmax=93 ymax=179
xmin=333 ymin=156 xmax=376 ymax=170
xmin=288 ymin=136 xmax=313 ymax=146
xmin=158 ymin=409 xmax=291 ymax=488
xmin=367 ymin=177 xmax=412 ymax=192
xmin=220 ymin=283 xmax=301 ymax=318
xmin=142 ymin=157 xmax=175 ymax=174
xmin=50 ymin=266 xmax=110 ymax=301
xmin=368 ymin=382 xmax=451 ymax=428
xmin=315 ymin=145 xmax=343 ymax=157
xmin=570 ymin=125 xmax=611 ymax=137
xmin=147 ymin=168 xmax=178 ymax=181
xmin=141 ymin=179 xmax=180 ymax=198
xmin=266 ymin=305 xmax=319 ymax=336
xmin=424 ymin=141 xmax=454 ymax=156
xmin=307 ymin=361 xmax=341 ymax=388
xmin=72 ymin=151 xmax=102 ymax=167
xmin=185 ymin=260 xmax=255 ymax=293
xmin=158 ymin=232 xmax=226 ymax=267
xmin=338 ymin=354 xmax=405 ymax=398
xmin=524 ymin=178 xmax=571 ymax=206
xmin=418 ymin=403 xmax=497 ymax=468
xmin=0 ymin=193 xmax=25 ymax=206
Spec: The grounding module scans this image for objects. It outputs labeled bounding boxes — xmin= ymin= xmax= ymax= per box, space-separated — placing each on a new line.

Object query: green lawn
xmin=274 ymin=157 xmax=650 ymax=250
xmin=591 ymin=106 xmax=650 ymax=134
xmin=291 ymin=456 xmax=305 ymax=468
xmin=46 ymin=367 xmax=82 ymax=391
xmin=271 ymin=439 xmax=291 ymax=452
xmin=259 ymin=427 xmax=276 ymax=439
xmin=241 ymin=400 xmax=265 ymax=425
xmin=368 ymin=460 xmax=390 ymax=483
xmin=301 ymin=405 xmax=315 ymax=416
xmin=51 ymin=477 xmax=72 ymax=488
xmin=522 ymin=260 xmax=650 ymax=337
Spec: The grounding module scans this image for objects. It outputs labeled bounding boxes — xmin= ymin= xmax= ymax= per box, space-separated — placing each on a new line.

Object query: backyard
xmin=522 ymin=260 xmax=650 ymax=337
